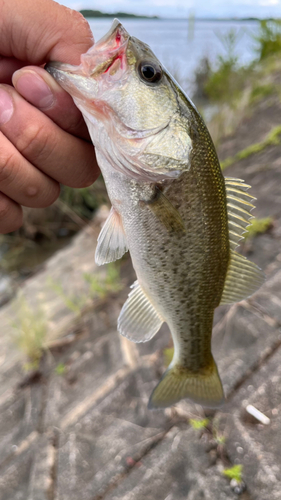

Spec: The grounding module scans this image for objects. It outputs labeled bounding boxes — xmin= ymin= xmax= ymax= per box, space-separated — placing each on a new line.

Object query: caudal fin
xmin=148 ymin=357 xmax=224 ymax=409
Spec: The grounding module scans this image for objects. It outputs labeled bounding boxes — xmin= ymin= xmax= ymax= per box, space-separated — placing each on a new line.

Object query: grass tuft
xmin=48 ymin=278 xmax=87 ymax=315
xmin=221 ymin=124 xmax=281 ymax=170
xmin=255 ymin=20 xmax=281 ymax=61
xmin=250 ymin=82 xmax=276 ymax=103
xmin=83 ymin=262 xmax=122 ymax=300
xmin=49 ymin=263 xmax=122 ymax=317
xmin=245 ymin=217 xmax=273 ymax=239
xmin=13 ymin=296 xmax=47 ymax=369
xmin=55 ymin=363 xmax=67 ymax=375
xmin=223 ymin=464 xmax=243 ymax=483
xmin=189 ymin=418 xmax=209 ymax=430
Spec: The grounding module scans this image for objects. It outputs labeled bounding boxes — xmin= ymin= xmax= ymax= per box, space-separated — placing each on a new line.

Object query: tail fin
xmin=148 ymin=357 xmax=224 ymax=409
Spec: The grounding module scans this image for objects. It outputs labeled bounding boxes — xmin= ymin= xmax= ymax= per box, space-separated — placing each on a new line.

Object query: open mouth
xmin=80 ymin=19 xmax=130 ymax=77
xmin=46 ymin=19 xmax=130 ymax=80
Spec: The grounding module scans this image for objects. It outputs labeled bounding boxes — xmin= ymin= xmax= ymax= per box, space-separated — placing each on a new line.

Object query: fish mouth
xmin=45 ymin=61 xmax=95 ymax=100
xmin=81 ymin=18 xmax=130 ymax=75
xmin=45 ymin=19 xmax=130 ymax=100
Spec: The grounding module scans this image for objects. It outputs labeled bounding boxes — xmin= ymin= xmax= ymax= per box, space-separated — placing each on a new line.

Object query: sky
xmin=57 ymin=0 xmax=281 ymax=19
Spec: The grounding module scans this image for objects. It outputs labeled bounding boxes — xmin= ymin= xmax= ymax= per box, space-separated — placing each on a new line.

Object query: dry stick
xmin=54 ymin=198 xmax=95 ymax=233
xmin=119 ymin=335 xmax=140 ymax=369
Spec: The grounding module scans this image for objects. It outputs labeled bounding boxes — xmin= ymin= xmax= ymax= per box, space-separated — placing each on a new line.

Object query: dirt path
xmin=0 ymin=90 xmax=281 ymax=499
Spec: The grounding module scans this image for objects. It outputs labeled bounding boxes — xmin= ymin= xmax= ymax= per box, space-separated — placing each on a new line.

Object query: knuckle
xmin=0 ymin=196 xmax=11 ymax=220
xmin=0 ymin=150 xmax=17 ymax=186
xmin=70 ymin=9 xmax=85 ymax=23
xmin=69 ymin=10 xmax=91 ymax=34
xmin=38 ymin=183 xmax=60 ymax=208
xmin=17 ymin=123 xmax=53 ymax=161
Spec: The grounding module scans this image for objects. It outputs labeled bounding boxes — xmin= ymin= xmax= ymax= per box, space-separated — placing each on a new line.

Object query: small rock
xmin=230 ymin=479 xmax=246 ymax=495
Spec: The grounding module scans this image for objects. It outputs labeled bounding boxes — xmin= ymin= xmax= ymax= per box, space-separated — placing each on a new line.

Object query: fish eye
xmin=138 ymin=61 xmax=162 ymax=84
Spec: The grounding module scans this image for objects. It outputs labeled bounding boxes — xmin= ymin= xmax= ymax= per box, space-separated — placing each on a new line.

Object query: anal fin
xmin=220 ymin=250 xmax=265 ymax=305
xmin=118 ymin=281 xmax=163 ymax=343
xmin=95 ymin=207 xmax=128 ymax=266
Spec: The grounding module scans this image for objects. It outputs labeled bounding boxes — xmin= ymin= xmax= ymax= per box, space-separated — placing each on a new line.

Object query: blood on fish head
xmin=80 ymin=19 xmax=130 ymax=78
xmin=45 ymin=19 xmax=130 ymax=101
xmin=46 ymin=19 xmax=185 ymax=153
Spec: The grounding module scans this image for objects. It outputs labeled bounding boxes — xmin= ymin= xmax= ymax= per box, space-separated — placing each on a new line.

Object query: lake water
xmin=88 ymin=18 xmax=260 ymax=93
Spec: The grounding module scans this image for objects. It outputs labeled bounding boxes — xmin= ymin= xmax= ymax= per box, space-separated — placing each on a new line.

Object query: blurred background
xmin=1 ymin=2 xmax=281 ymax=500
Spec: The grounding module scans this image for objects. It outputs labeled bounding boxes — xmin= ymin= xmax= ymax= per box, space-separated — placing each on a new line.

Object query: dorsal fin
xmin=225 ymin=177 xmax=256 ymax=250
xmin=221 ymin=177 xmax=265 ymax=304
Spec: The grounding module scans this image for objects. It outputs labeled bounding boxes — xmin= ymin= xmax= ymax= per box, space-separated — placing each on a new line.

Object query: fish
xmin=46 ymin=19 xmax=264 ymax=409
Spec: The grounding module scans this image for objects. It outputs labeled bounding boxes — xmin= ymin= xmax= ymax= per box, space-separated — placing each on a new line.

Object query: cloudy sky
xmin=57 ymin=0 xmax=281 ymax=19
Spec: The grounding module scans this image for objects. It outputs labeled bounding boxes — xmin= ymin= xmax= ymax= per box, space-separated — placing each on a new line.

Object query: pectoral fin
xmin=143 ymin=188 xmax=185 ymax=233
xmin=95 ymin=207 xmax=128 ymax=265
xmin=118 ymin=281 xmax=163 ymax=343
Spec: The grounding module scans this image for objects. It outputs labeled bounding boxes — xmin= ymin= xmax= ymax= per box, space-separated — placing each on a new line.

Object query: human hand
xmin=0 ymin=0 xmax=99 ymax=233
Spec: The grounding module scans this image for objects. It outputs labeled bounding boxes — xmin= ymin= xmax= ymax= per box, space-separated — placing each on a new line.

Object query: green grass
xmin=49 ymin=263 xmax=122 ymax=316
xmin=59 ymin=177 xmax=108 ymax=220
xmin=55 ymin=363 xmax=67 ymax=375
xmin=223 ymin=464 xmax=243 ymax=483
xmin=48 ymin=278 xmax=87 ymax=315
xmin=203 ymin=21 xmax=281 ymax=107
xmin=221 ymin=124 xmax=281 ymax=170
xmin=215 ymin=434 xmax=226 ymax=445
xmin=255 ymin=20 xmax=281 ymax=61
xmin=250 ymin=82 xmax=276 ymax=103
xmin=83 ymin=262 xmax=122 ymax=299
xmin=13 ymin=296 xmax=47 ymax=369
xmin=245 ymin=217 xmax=273 ymax=239
xmin=212 ymin=418 xmax=226 ymax=445
xmin=189 ymin=418 xmax=209 ymax=430
xmin=203 ymin=28 xmax=250 ymax=104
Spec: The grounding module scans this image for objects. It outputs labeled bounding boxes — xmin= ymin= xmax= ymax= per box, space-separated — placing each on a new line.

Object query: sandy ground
xmin=0 ymin=88 xmax=281 ymax=499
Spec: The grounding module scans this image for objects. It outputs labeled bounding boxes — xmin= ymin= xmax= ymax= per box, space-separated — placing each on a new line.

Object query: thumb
xmin=0 ymin=0 xmax=94 ymax=65
xmin=13 ymin=66 xmax=90 ymax=140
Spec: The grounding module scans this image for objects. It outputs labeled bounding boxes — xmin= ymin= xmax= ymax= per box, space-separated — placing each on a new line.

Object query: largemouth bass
xmin=46 ymin=20 xmax=264 ymax=408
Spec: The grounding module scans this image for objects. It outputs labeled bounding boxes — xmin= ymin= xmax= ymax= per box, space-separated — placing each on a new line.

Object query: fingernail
xmin=0 ymin=88 xmax=13 ymax=124
xmin=13 ymin=70 xmax=55 ymax=109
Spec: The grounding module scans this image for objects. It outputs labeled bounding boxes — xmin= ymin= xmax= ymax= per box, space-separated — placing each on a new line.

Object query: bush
xmin=202 ymin=29 xmax=250 ymax=103
xmin=255 ymin=20 xmax=281 ymax=61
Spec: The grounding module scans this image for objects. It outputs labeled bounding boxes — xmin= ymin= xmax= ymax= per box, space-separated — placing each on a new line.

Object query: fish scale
xmin=47 ymin=18 xmax=264 ymax=408
xmin=102 ymin=131 xmax=228 ymax=372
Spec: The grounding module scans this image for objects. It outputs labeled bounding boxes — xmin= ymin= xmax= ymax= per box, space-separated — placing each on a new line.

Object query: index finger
xmin=0 ymin=0 xmax=94 ymax=65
